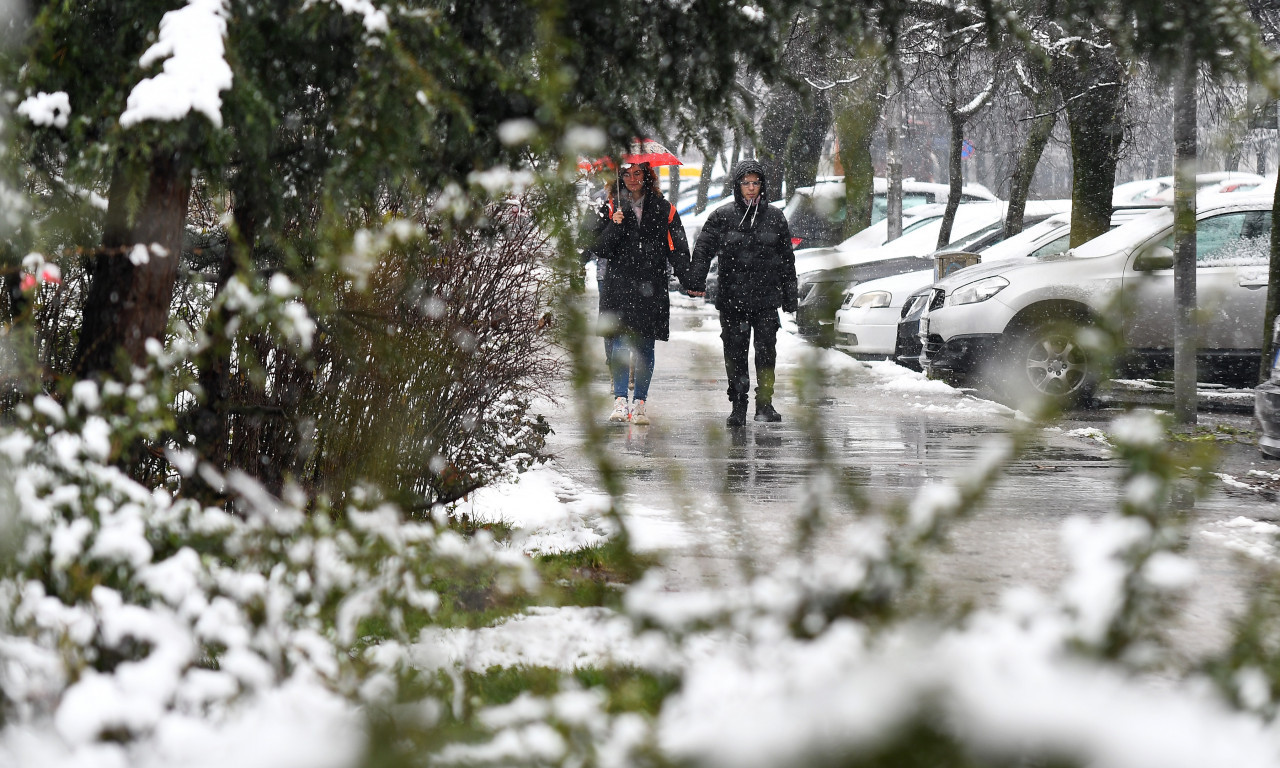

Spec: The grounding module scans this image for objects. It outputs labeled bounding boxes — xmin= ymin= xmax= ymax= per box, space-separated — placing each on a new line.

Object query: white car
xmin=785 ymin=176 xmax=1000 ymax=249
xmin=792 ymin=202 xmax=949 ymax=275
xmin=918 ymin=192 xmax=1274 ymax=406
xmin=1112 ymin=172 xmax=1266 ymax=206
xmin=794 ymin=201 xmax=1022 ymax=337
xmin=825 ymin=201 xmax=1073 ymax=352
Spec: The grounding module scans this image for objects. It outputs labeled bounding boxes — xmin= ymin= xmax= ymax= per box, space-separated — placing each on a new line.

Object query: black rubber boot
xmin=726 ymin=397 xmax=748 ymax=427
xmin=754 ymin=402 xmax=782 ymax=422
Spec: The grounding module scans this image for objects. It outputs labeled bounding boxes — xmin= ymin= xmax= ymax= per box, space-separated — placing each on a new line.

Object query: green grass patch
xmin=351 ymin=540 xmax=659 ymax=645
xmin=360 ymin=665 xmax=681 ymax=767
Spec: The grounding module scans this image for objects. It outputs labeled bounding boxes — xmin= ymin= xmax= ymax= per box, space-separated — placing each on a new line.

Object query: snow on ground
xmin=0 ymin=674 xmax=363 ymax=768
xmin=414 ymin=606 xmax=677 ymax=672
xmin=1200 ymin=517 xmax=1280 ymax=563
xmin=452 ymin=462 xmax=693 ymax=555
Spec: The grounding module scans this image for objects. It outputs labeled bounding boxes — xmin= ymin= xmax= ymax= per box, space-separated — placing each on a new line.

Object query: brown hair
xmin=617 ymin=162 xmax=664 ymax=199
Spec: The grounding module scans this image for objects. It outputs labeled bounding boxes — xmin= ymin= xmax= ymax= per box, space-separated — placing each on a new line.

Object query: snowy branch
xmin=119 ymin=0 xmax=232 ymax=129
xmin=804 ymin=74 xmax=864 ymax=91
xmin=955 ymin=73 xmax=999 ymax=119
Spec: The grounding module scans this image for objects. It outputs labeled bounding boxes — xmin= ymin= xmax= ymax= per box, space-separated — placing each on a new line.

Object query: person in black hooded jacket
xmin=685 ymin=159 xmax=798 ymax=426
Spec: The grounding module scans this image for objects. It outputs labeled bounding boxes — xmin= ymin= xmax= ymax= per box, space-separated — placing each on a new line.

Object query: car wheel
xmin=1002 ymin=320 xmax=1097 ymax=409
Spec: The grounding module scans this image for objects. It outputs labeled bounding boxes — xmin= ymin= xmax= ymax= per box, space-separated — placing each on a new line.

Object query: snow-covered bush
xmin=0 ymin=371 xmax=540 ymax=761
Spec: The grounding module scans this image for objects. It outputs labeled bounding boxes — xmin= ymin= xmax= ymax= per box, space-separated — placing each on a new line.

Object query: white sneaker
xmin=608 ymin=397 xmax=629 ymax=422
xmin=631 ymin=400 xmax=649 ymax=425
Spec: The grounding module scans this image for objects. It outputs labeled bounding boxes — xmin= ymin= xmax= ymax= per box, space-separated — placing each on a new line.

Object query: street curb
xmin=1095 ymin=381 xmax=1257 ymax=416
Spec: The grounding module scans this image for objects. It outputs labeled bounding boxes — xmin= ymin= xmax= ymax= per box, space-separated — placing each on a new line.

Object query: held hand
xmin=687 ymin=291 xmax=706 ymax=297
xmin=611 ymin=210 xmax=624 ymax=224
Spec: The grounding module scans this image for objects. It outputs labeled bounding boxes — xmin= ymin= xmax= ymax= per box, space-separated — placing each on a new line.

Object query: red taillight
xmin=791 ymin=237 xmax=803 ymax=247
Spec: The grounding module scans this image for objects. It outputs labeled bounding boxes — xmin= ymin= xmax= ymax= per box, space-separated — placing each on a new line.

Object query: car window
xmin=1197 ymin=210 xmax=1271 ymax=266
xmin=1030 ymin=234 xmax=1071 ymax=259
xmin=871 ymin=193 xmax=931 ymax=223
xmin=784 ymin=196 xmax=842 ymax=248
xmin=1141 ymin=210 xmax=1272 ymax=267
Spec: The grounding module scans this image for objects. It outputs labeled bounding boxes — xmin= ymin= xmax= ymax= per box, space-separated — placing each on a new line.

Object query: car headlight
xmin=947 ymin=276 xmax=1008 ymax=306
xmin=851 ymin=290 xmax=892 ymax=309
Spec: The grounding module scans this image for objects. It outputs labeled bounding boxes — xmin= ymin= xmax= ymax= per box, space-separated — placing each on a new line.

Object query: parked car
xmin=1112 ymin=172 xmax=1266 ymax=206
xmin=886 ymin=207 xmax=1156 ymax=369
xmin=894 ymin=287 xmax=935 ymax=370
xmin=1257 ymin=317 xmax=1280 ymax=459
xmin=785 ymin=176 xmax=1000 ymax=250
xmin=793 ymin=202 xmax=947 ymax=275
xmin=798 ymin=200 xmax=1066 ymax=339
xmin=918 ymin=193 xmax=1274 ymax=407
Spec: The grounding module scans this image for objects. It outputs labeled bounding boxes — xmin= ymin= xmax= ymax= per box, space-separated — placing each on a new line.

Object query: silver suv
xmin=919 ymin=194 xmax=1273 ymax=406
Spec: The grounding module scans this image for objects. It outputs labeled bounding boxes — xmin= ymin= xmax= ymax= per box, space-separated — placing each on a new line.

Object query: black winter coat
xmin=687 ymin=159 xmax=798 ymax=313
xmin=590 ymin=193 xmax=691 ymax=341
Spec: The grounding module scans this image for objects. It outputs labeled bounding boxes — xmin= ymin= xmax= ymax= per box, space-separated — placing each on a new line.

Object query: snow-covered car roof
xmin=795 ymin=176 xmax=999 ymax=202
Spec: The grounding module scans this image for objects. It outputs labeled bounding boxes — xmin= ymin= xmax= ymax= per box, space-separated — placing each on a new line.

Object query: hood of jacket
xmin=730 ymin=159 xmax=769 ymax=210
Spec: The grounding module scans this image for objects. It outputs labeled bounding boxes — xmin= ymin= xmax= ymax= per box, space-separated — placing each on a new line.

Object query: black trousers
xmin=719 ymin=305 xmax=779 ymax=403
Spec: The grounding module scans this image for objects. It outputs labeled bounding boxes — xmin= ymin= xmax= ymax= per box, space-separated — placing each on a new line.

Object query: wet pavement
xmin=544 ymin=300 xmax=1280 ymax=659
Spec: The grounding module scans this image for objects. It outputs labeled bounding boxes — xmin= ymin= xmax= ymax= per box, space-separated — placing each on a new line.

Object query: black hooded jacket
xmin=687 ymin=159 xmax=798 ymax=313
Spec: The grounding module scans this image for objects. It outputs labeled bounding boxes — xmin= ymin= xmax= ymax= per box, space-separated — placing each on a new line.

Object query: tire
xmin=1001 ymin=319 xmax=1097 ymax=410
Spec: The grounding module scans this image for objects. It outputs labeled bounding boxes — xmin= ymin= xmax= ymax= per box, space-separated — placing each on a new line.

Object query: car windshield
xmin=828 ymin=256 xmax=934 ymax=283
xmin=901 ymin=215 xmax=941 ymax=236
xmin=940 ymin=220 xmax=1005 ymax=252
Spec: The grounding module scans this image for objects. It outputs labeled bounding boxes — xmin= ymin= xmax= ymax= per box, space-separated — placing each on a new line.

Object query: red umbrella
xmin=622 ymin=138 xmax=681 ymax=167
xmin=577 ymin=138 xmax=681 ymax=173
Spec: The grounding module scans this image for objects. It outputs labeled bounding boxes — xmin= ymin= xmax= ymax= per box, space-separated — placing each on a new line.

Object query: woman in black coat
xmin=685 ymin=159 xmax=798 ymax=426
xmin=589 ymin=162 xmax=691 ymax=424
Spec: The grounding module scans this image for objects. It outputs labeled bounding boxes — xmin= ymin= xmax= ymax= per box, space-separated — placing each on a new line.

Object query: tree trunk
xmin=759 ymin=88 xmax=799 ymax=203
xmin=886 ymin=56 xmax=906 ymax=240
xmin=788 ymin=87 xmax=832 ymax=195
xmin=189 ymin=198 xmax=254 ymax=477
xmin=1173 ymin=60 xmax=1198 ymax=424
xmin=74 ymin=153 xmax=191 ymax=379
xmin=937 ymin=111 xmax=965 ymax=248
xmin=1055 ymin=46 xmax=1124 ymax=247
xmin=834 ymin=84 xmax=883 ymax=238
xmin=695 ymin=143 xmax=716 ymax=214
xmin=1005 ymin=65 xmax=1057 ymax=237
xmin=1262 ymin=143 xmax=1280 ymax=384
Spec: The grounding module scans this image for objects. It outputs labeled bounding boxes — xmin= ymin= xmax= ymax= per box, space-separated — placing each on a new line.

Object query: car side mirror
xmin=1133 ymin=245 xmax=1174 ymax=271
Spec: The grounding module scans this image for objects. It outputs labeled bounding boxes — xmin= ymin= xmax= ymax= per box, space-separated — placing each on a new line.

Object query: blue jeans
xmin=609 ymin=334 xmax=655 ymax=401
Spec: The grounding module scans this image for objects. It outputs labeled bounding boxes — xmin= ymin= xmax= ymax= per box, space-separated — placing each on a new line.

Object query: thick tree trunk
xmin=834 ymin=88 xmax=882 ymax=238
xmin=788 ymin=88 xmax=832 ymax=194
xmin=1056 ymin=47 xmax=1124 ymax=247
xmin=75 ymin=154 xmax=191 ymax=378
xmin=759 ymin=88 xmax=799 ymax=202
xmin=1172 ymin=61 xmax=1198 ymax=424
